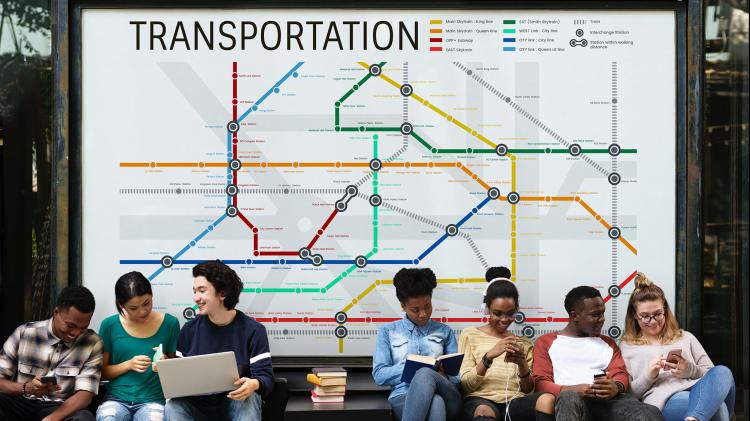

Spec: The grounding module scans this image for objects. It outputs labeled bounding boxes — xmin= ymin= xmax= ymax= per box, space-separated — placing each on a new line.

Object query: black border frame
xmin=53 ymin=0 xmax=701 ymax=365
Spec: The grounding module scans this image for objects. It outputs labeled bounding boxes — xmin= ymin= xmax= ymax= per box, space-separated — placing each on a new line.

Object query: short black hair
xmin=192 ymin=260 xmax=242 ymax=309
xmin=564 ymin=286 xmax=602 ymax=314
xmin=393 ymin=268 xmax=437 ymax=303
xmin=56 ymin=286 xmax=96 ymax=314
xmin=115 ymin=271 xmax=153 ymax=315
xmin=484 ymin=266 xmax=518 ymax=307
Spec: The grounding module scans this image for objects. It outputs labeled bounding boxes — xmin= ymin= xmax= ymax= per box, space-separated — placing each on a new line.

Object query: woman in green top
xmin=96 ymin=271 xmax=180 ymax=421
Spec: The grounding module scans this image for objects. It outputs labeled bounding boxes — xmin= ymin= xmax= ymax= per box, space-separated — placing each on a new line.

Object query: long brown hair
xmin=622 ymin=272 xmax=682 ymax=345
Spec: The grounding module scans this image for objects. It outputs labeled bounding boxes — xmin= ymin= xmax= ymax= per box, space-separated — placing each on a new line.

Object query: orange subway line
xmin=298 ymin=162 xmax=335 ymax=167
xmin=619 ymin=237 xmax=638 ymax=255
xmin=120 ymin=163 xmax=150 ymax=167
xmin=205 ymin=163 xmax=230 ymax=168
xmin=458 ymin=166 xmax=491 ymax=190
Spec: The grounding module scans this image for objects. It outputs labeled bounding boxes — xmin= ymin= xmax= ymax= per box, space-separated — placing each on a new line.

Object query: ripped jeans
xmin=96 ymin=399 xmax=165 ymax=421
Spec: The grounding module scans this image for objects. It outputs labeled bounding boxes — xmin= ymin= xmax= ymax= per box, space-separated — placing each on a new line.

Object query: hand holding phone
xmin=665 ymin=349 xmax=682 ymax=364
xmin=40 ymin=375 xmax=57 ymax=385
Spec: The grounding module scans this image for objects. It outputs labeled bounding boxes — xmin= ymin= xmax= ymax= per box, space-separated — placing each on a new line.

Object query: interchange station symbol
xmin=119 ymin=59 xmax=639 ymax=349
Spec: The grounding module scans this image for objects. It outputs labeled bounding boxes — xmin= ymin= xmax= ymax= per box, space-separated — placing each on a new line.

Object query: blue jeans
xmin=662 ymin=365 xmax=735 ymax=421
xmin=388 ymin=368 xmax=462 ymax=421
xmin=96 ymin=399 xmax=164 ymax=421
xmin=164 ymin=393 xmax=262 ymax=421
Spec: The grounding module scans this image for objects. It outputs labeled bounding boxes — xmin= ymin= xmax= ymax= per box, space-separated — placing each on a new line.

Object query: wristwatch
xmin=482 ymin=353 xmax=493 ymax=368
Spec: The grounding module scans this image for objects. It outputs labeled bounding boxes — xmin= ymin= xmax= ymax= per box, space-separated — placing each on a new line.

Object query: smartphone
xmin=594 ymin=371 xmax=607 ymax=379
xmin=40 ymin=375 xmax=57 ymax=385
xmin=665 ymin=349 xmax=682 ymax=364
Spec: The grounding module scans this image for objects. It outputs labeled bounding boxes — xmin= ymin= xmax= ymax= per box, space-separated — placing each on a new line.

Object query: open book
xmin=401 ymin=353 xmax=464 ymax=383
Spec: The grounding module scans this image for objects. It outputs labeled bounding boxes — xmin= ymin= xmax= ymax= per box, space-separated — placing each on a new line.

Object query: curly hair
xmin=192 ymin=260 xmax=242 ymax=310
xmin=483 ymin=266 xmax=518 ymax=308
xmin=393 ymin=268 xmax=437 ymax=303
xmin=622 ymin=272 xmax=682 ymax=345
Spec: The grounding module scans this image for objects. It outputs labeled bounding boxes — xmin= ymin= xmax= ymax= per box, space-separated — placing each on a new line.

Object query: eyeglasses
xmin=637 ymin=312 xmax=665 ymax=323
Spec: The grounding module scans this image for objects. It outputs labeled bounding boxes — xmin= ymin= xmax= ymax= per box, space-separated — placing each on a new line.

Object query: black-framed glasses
xmin=637 ymin=312 xmax=665 ymax=323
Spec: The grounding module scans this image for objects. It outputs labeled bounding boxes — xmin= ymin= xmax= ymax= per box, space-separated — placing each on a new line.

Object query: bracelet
xmin=481 ymin=353 xmax=493 ymax=368
xmin=22 ymin=381 xmax=28 ymax=396
xmin=615 ymin=381 xmax=625 ymax=394
xmin=519 ymin=369 xmax=531 ymax=378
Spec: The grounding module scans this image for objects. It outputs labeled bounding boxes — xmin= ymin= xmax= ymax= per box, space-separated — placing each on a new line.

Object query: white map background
xmin=81 ymin=9 xmax=675 ymax=356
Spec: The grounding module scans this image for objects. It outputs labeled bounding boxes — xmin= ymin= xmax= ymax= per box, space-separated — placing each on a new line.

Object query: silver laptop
xmin=156 ymin=351 xmax=240 ymax=399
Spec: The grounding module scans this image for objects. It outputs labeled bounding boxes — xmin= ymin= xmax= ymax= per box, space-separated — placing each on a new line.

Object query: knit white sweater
xmin=620 ymin=330 xmax=713 ymax=409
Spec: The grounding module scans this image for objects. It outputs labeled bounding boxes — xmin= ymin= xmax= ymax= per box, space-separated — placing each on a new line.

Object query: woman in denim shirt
xmin=372 ymin=268 xmax=462 ymax=421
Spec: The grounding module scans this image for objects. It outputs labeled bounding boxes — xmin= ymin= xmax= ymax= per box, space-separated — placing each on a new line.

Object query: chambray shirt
xmin=372 ymin=314 xmax=459 ymax=400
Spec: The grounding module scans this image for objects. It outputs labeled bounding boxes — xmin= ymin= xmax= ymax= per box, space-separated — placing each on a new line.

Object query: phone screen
xmin=40 ymin=375 xmax=57 ymax=385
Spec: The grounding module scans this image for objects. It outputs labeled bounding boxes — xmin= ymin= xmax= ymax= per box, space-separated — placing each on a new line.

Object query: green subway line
xmin=334 ymin=106 xmax=339 ymax=126
xmin=410 ymin=131 xmax=434 ymax=150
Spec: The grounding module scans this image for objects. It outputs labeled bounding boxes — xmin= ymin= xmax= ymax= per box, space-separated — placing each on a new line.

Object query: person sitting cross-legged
xmin=372 ymin=267 xmax=462 ymax=421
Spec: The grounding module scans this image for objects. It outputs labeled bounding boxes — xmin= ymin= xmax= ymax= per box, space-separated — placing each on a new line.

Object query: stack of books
xmin=306 ymin=367 xmax=347 ymax=403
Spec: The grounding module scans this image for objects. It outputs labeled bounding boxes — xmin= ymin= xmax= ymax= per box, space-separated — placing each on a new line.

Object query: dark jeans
xmin=0 ymin=394 xmax=94 ymax=421
xmin=555 ymin=391 xmax=664 ymax=421
xmin=462 ymin=393 xmax=551 ymax=421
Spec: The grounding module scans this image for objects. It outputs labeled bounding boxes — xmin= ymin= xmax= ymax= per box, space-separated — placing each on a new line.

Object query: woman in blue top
xmin=373 ymin=268 xmax=462 ymax=421
xmin=96 ymin=271 xmax=180 ymax=421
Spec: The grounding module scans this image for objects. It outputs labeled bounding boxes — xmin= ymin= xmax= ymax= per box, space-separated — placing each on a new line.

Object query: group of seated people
xmin=0 ymin=261 xmax=736 ymax=421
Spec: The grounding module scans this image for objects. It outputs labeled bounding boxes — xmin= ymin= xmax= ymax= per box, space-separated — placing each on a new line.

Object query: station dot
xmin=252 ymin=228 xmax=258 ymax=233
xmin=335 ymin=126 xmax=341 ymax=132
xmin=232 ymin=72 xmax=238 ymax=78
xmin=472 ymin=208 xmax=478 ymax=213
xmin=254 ymin=251 xmax=259 ymax=256
xmin=190 ymin=241 xmax=196 ymax=246
xmin=353 ymin=84 xmax=359 ymax=90
xmin=256 ymin=288 xmax=261 ymax=293
xmin=375 ymin=280 xmax=381 ymax=285
xmin=335 ymin=101 xmax=341 ymax=107
xmin=232 ymin=99 xmax=238 ymax=105
xmin=545 ymin=148 xmax=551 ymax=153
xmin=595 ymin=215 xmax=602 ymax=221
xmin=431 ymin=148 xmax=438 ymax=153
xmin=317 ymin=229 xmax=324 ymax=235
xmin=208 ymin=225 xmax=214 ymax=231
xmin=252 ymin=105 xmax=258 ymax=111
xmin=359 ymin=126 xmax=365 ymax=132
xmin=273 ymin=87 xmax=280 ymax=93
xmin=413 ymin=259 xmax=420 ymax=264
xmin=293 ymin=72 xmax=299 ymax=78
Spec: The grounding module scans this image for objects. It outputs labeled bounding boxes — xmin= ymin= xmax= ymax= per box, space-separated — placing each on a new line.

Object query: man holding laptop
xmin=162 ymin=260 xmax=274 ymax=421
xmin=0 ymin=286 xmax=103 ymax=421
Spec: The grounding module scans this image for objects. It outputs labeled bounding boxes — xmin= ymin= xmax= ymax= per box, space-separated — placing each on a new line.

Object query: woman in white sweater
xmin=620 ymin=273 xmax=735 ymax=421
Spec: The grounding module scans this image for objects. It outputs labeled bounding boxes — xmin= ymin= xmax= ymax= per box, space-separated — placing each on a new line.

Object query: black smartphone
xmin=593 ymin=371 xmax=607 ymax=379
xmin=40 ymin=375 xmax=57 ymax=385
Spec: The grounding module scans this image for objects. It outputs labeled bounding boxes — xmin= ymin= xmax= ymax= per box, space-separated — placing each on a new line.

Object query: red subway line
xmin=603 ymin=269 xmax=638 ymax=303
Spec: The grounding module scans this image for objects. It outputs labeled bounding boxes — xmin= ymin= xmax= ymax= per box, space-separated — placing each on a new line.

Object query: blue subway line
xmin=236 ymin=62 xmax=304 ymax=123
xmin=145 ymin=214 xmax=228 ymax=281
xmin=416 ymin=197 xmax=492 ymax=262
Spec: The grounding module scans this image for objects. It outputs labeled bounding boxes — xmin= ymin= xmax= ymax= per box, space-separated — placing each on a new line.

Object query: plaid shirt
xmin=0 ymin=318 xmax=103 ymax=401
